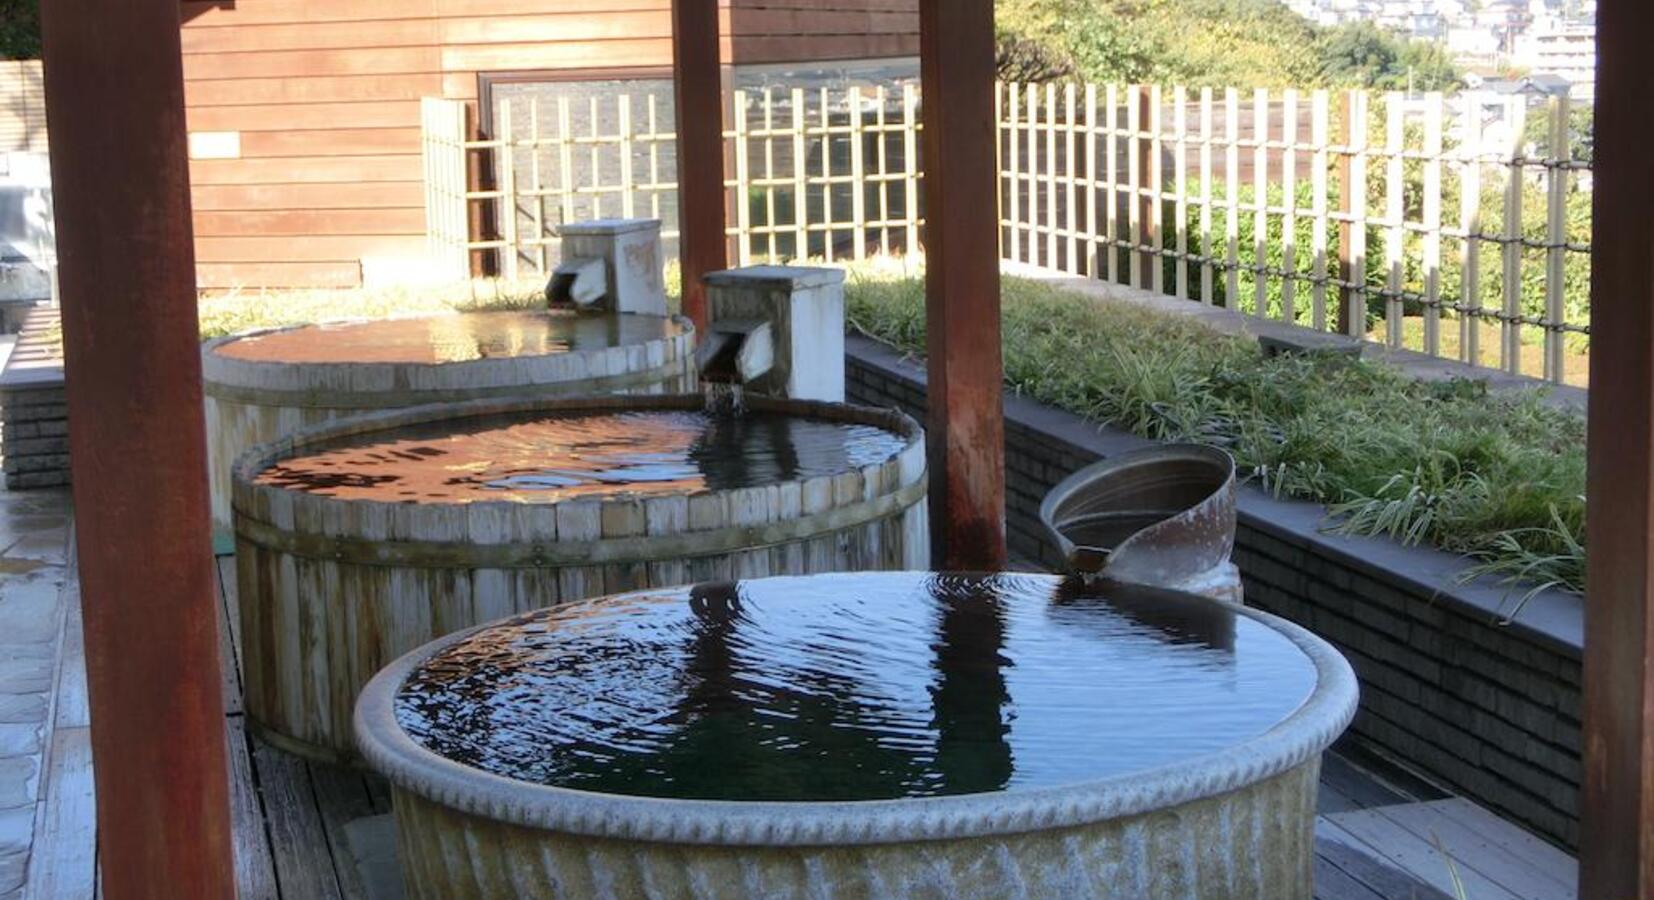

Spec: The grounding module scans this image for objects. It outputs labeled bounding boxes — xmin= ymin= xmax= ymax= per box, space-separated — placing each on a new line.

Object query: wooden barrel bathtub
xmin=231 ymin=394 xmax=929 ymax=762
xmin=203 ymin=309 xmax=695 ymax=533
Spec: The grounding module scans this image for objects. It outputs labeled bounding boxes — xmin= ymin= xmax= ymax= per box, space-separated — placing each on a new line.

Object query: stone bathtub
xmin=233 ymin=395 xmax=928 ymax=762
xmin=203 ymin=308 xmax=696 ymax=532
xmin=356 ymin=571 xmax=1358 ymax=899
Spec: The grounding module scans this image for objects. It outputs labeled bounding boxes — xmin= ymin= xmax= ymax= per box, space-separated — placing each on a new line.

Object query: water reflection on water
xmin=395 ymin=572 xmax=1318 ymax=801
xmin=254 ymin=410 xmax=907 ymax=503
xmin=215 ymin=310 xmax=683 ymax=365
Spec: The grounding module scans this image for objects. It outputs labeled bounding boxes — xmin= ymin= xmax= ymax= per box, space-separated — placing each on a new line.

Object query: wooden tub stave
xmin=231 ymin=394 xmax=928 ymax=762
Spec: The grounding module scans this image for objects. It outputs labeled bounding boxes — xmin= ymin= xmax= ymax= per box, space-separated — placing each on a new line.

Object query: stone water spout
xmin=1039 ymin=444 xmax=1243 ymax=603
xmin=545 ymin=219 xmax=670 ymax=317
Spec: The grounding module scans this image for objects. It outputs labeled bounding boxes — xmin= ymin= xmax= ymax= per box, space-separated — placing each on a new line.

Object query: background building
xmin=178 ymin=0 xmax=920 ymax=290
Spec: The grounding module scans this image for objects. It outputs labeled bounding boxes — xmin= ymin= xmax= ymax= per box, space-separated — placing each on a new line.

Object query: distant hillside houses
xmin=1284 ymin=0 xmax=1596 ymax=101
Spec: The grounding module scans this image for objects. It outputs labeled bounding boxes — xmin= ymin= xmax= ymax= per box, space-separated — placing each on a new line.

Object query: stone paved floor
xmin=0 ymin=487 xmax=71 ymax=900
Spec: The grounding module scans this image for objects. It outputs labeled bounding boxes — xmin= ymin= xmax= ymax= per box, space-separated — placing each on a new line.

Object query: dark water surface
xmin=395 ymin=572 xmax=1318 ymax=801
xmin=255 ymin=410 xmax=907 ymax=503
xmin=215 ymin=310 xmax=683 ymax=365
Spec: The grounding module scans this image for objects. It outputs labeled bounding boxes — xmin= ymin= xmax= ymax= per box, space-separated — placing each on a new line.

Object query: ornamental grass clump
xmin=845 ymin=266 xmax=1586 ymax=597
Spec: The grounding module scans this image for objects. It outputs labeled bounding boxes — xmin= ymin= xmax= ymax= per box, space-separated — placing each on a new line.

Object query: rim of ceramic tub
xmin=354 ymin=573 xmax=1359 ymax=847
xmin=201 ymin=311 xmax=696 ymax=405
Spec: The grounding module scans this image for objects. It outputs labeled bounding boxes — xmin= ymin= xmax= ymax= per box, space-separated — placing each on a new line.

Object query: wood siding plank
xmin=187 ymin=76 xmax=442 ymax=108
xmin=197 ymin=262 xmax=366 ymax=290
xmin=195 ymin=208 xmax=427 ymax=237
xmin=190 ymin=182 xmax=424 ymax=212
xmin=189 ymin=155 xmax=422 ymax=186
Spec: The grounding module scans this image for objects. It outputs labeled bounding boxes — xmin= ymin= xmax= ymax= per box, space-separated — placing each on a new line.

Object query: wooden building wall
xmin=179 ymin=0 xmax=920 ymax=290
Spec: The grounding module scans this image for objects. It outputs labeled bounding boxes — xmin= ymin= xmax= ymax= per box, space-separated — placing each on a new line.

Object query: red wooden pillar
xmin=919 ymin=0 xmax=1007 ymax=570
xmin=38 ymin=2 xmax=235 ymax=898
xmin=1581 ymin=2 xmax=1654 ymax=895
xmin=671 ymin=0 xmax=726 ymax=335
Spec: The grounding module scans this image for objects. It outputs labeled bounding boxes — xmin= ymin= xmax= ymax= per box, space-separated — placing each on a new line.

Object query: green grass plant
xmin=844 ymin=262 xmax=1586 ymax=598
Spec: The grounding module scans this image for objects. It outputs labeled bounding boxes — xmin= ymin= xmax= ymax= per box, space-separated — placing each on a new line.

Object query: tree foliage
xmin=997 ymin=0 xmax=1462 ymax=90
xmin=1316 ymin=20 xmax=1459 ymax=90
xmin=0 ymin=0 xmax=39 ymax=60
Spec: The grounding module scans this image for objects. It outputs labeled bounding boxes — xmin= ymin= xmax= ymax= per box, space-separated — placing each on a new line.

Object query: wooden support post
xmin=1582 ymin=4 xmax=1654 ymax=895
xmin=37 ymin=1 xmax=235 ymax=897
xmin=671 ymin=0 xmax=725 ymax=333
xmin=920 ymin=0 xmax=1007 ymax=571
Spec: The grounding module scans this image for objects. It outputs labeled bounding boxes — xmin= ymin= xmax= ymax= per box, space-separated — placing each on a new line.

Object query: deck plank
xmin=23 ymin=727 xmax=96 ymax=900
xmin=251 ymin=738 xmax=345 ymax=900
xmin=1315 ymin=822 xmax=1454 ymax=900
xmin=218 ymin=555 xmax=245 ymax=677
xmin=1429 ymin=797 xmax=1579 ymax=887
xmin=1322 ymin=810 xmax=1518 ymax=900
xmin=1320 ymin=751 xmax=1415 ymax=810
xmin=217 ymin=556 xmax=244 ymax=716
xmin=227 ymin=718 xmax=279 ymax=900
xmin=1374 ymin=799 xmax=1576 ymax=900
xmin=309 ymin=762 xmax=380 ymax=900
xmin=364 ymin=774 xmax=393 ymax=817
xmin=52 ymin=572 xmax=87 ymax=730
xmin=1313 ymin=852 xmax=1386 ymax=900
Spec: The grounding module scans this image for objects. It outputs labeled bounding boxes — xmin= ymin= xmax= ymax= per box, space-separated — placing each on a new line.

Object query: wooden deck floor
xmin=31 ymin=553 xmax=1581 ymax=899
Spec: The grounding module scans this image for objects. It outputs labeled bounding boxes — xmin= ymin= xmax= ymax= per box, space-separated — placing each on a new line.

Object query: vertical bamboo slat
xmin=556 ymin=97 xmax=575 ymax=240
xmin=1544 ymin=94 xmax=1571 ymax=383
xmin=1045 ymin=83 xmax=1059 ymax=269
xmin=1345 ymin=92 xmax=1369 ymax=338
xmin=1310 ymin=91 xmax=1329 ymax=331
xmin=903 ymin=85 xmax=920 ymax=256
xmin=1200 ymin=88 xmax=1214 ymax=304
xmin=913 ymin=83 xmax=926 ymax=254
xmin=498 ymin=102 xmax=519 ymax=282
xmin=819 ymin=88 xmax=835 ymax=263
xmin=792 ymin=88 xmax=808 ymax=260
xmin=1502 ymin=97 xmax=1528 ymax=374
xmin=1065 ymin=83 xmax=1080 ymax=276
xmin=1128 ymin=85 xmax=1143 ymax=288
xmin=1252 ymin=89 xmax=1268 ymax=318
xmin=1045 ymin=83 xmax=1058 ymax=269
xmin=1149 ymin=84 xmax=1165 ymax=295
xmin=763 ymin=90 xmax=779 ymax=262
xmin=1085 ymin=84 xmax=1099 ymax=278
xmin=733 ymin=90 xmax=752 ymax=266
xmin=1027 ymin=85 xmax=1040 ymax=265
xmin=1006 ymin=83 xmax=1021 ymax=265
xmin=1384 ymin=92 xmax=1405 ymax=348
xmin=618 ymin=96 xmax=635 ymax=223
xmin=874 ymin=86 xmax=890 ymax=257
xmin=1459 ymin=92 xmax=1483 ymax=368
xmin=1225 ymin=88 xmax=1241 ymax=306
xmin=1174 ymin=85 xmax=1189 ymax=300
xmin=531 ymin=100 xmax=548 ymax=275
xmin=1281 ymin=89 xmax=1298 ymax=325
xmin=1423 ymin=92 xmax=1444 ymax=357
xmin=647 ymin=96 xmax=663 ymax=226
xmin=1107 ymin=84 xmax=1121 ymax=284
xmin=849 ymin=86 xmax=868 ymax=261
